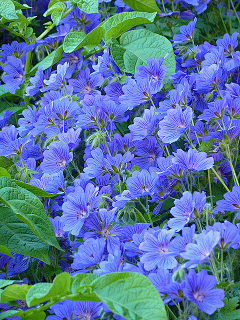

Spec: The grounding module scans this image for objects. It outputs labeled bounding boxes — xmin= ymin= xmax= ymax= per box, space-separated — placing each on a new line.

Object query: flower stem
xmin=211 ymin=167 xmax=230 ymax=192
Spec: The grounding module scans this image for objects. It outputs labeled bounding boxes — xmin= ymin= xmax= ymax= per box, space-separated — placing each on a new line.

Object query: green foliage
xmin=0 ymin=207 xmax=51 ymax=263
xmin=63 ymin=27 xmax=105 ymax=53
xmin=0 ymin=167 xmax=11 ymax=178
xmin=63 ymin=11 xmax=157 ymax=53
xmin=0 ymin=272 xmax=168 ymax=320
xmin=199 ymin=137 xmax=215 ymax=154
xmin=111 ymin=29 xmax=175 ymax=81
xmin=122 ymin=0 xmax=160 ymax=13
xmin=72 ymin=0 xmax=99 ymax=14
xmin=0 ymin=0 xmax=18 ymax=20
xmin=0 ymin=176 xmax=62 ymax=251
xmin=13 ymin=180 xmax=62 ymax=197
xmin=0 ymin=101 xmax=24 ymax=117
xmin=100 ymin=11 xmax=157 ymax=40
xmin=212 ymin=298 xmax=240 ymax=320
xmin=29 ymin=46 xmax=64 ymax=75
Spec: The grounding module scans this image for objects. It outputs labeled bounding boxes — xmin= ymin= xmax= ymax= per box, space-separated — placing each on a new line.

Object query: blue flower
xmin=139 ymin=229 xmax=178 ymax=270
xmin=135 ymin=57 xmax=167 ymax=94
xmin=126 ymin=169 xmax=158 ymax=198
xmin=181 ymin=230 xmax=220 ymax=266
xmin=46 ymin=301 xmax=75 ymax=320
xmin=75 ymin=301 xmax=102 ymax=320
xmin=129 ymin=107 xmax=157 ymax=141
xmin=183 ymin=269 xmax=224 ymax=315
xmin=158 ymin=106 xmax=193 ymax=143
xmin=2 ymin=57 xmax=24 ymax=94
xmin=41 ymin=141 xmax=73 ymax=174
xmin=71 ymin=238 xmax=106 ymax=270
xmin=215 ymin=186 xmax=240 ymax=213
xmin=172 ymin=148 xmax=214 ymax=172
xmin=173 ymin=18 xmax=197 ymax=44
xmin=25 ymin=66 xmax=45 ymax=96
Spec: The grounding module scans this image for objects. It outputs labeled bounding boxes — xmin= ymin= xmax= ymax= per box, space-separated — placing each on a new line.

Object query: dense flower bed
xmin=0 ymin=0 xmax=240 ymax=319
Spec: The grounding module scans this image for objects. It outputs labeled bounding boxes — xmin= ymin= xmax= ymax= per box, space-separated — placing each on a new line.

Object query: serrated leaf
xmin=13 ymin=180 xmax=62 ymax=198
xmin=212 ymin=298 xmax=240 ymax=320
xmin=1 ymin=284 xmax=29 ymax=303
xmin=111 ymin=29 xmax=175 ymax=80
xmin=91 ymin=272 xmax=168 ymax=320
xmin=0 ymin=168 xmax=11 ymax=178
xmin=0 ymin=207 xmax=51 ymax=264
xmin=73 ymin=0 xmax=98 ymax=14
xmin=199 ymin=137 xmax=215 ymax=153
xmin=100 ymin=11 xmax=157 ymax=40
xmin=26 ymin=272 xmax=71 ymax=307
xmin=29 ymin=45 xmax=63 ymax=75
xmin=0 ymin=0 xmax=18 ymax=20
xmin=123 ymin=0 xmax=160 ymax=13
xmin=63 ymin=27 xmax=105 ymax=53
xmin=0 ymin=177 xmax=61 ymax=251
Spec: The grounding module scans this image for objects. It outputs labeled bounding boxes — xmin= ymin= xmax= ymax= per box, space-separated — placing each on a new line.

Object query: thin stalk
xmin=155 ymin=134 xmax=167 ymax=157
xmin=208 ymin=169 xmax=214 ymax=208
xmin=220 ymin=249 xmax=224 ymax=282
xmin=166 ymin=305 xmax=177 ymax=320
xmin=230 ymin=0 xmax=240 ymax=24
xmin=211 ymin=167 xmax=230 ymax=192
xmin=134 ymin=207 xmax=147 ymax=223
xmin=36 ymin=5 xmax=76 ymax=41
xmin=0 ymin=23 xmax=28 ymax=42
xmin=228 ymin=0 xmax=232 ymax=29
xmin=218 ymin=2 xmax=228 ymax=33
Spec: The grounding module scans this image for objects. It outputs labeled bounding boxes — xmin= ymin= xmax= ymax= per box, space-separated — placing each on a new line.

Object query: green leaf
xmin=0 ymin=168 xmax=11 ymax=178
xmin=72 ymin=0 xmax=99 ymax=14
xmin=0 ymin=0 xmax=18 ymax=20
xmin=26 ymin=272 xmax=71 ymax=307
xmin=91 ymin=272 xmax=168 ymax=320
xmin=43 ymin=2 xmax=66 ymax=17
xmin=0 ymin=156 xmax=17 ymax=178
xmin=0 ymin=207 xmax=51 ymax=264
xmin=51 ymin=10 xmax=62 ymax=25
xmin=212 ymin=298 xmax=240 ymax=320
xmin=63 ymin=27 xmax=105 ymax=53
xmin=111 ymin=29 xmax=175 ymax=80
xmin=199 ymin=137 xmax=215 ymax=154
xmin=11 ymin=0 xmax=31 ymax=9
xmin=0 ymin=177 xmax=61 ymax=251
xmin=0 ymin=101 xmax=25 ymax=117
xmin=0 ymin=280 xmax=16 ymax=289
xmin=100 ymin=11 xmax=157 ymax=41
xmin=0 ymin=245 xmax=12 ymax=257
xmin=122 ymin=0 xmax=160 ymax=13
xmin=0 ymin=85 xmax=9 ymax=97
xmin=29 ymin=45 xmax=63 ymax=75
xmin=13 ymin=180 xmax=61 ymax=198
xmin=63 ymin=12 xmax=157 ymax=53
xmin=0 ymin=310 xmax=20 ymax=320
xmin=71 ymin=273 xmax=100 ymax=301
xmin=1 ymin=284 xmax=29 ymax=303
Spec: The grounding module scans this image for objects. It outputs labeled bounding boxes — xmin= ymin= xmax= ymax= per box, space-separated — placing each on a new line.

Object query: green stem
xmin=218 ymin=1 xmax=228 ymax=33
xmin=37 ymin=4 xmax=76 ymax=41
xmin=220 ymin=249 xmax=224 ymax=282
xmin=230 ymin=0 xmax=240 ymax=24
xmin=0 ymin=23 xmax=28 ymax=42
xmin=211 ymin=167 xmax=230 ymax=192
xmin=208 ymin=169 xmax=214 ymax=208
xmin=166 ymin=305 xmax=177 ymax=320
xmin=228 ymin=0 xmax=232 ymax=29
xmin=134 ymin=207 xmax=147 ymax=223
xmin=155 ymin=134 xmax=167 ymax=157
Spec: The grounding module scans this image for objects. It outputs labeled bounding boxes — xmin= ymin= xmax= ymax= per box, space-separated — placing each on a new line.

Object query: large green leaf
xmin=0 ymin=280 xmax=16 ymax=289
xmin=26 ymin=272 xmax=71 ymax=307
xmin=63 ymin=27 xmax=105 ymax=53
xmin=92 ymin=272 xmax=168 ymax=320
xmin=0 ymin=207 xmax=51 ymax=263
xmin=0 ymin=245 xmax=12 ymax=257
xmin=13 ymin=180 xmax=61 ymax=198
xmin=0 ymin=177 xmax=61 ymax=251
xmin=1 ymin=284 xmax=29 ymax=303
xmin=29 ymin=45 xmax=63 ymax=75
xmin=0 ymin=0 xmax=18 ymax=20
xmin=111 ymin=29 xmax=175 ymax=80
xmin=72 ymin=0 xmax=99 ymax=14
xmin=100 ymin=11 xmax=157 ymax=40
xmin=0 ymin=168 xmax=11 ymax=178
xmin=122 ymin=0 xmax=160 ymax=13
xmin=0 ymin=310 xmax=20 ymax=320
xmin=63 ymin=11 xmax=157 ymax=53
